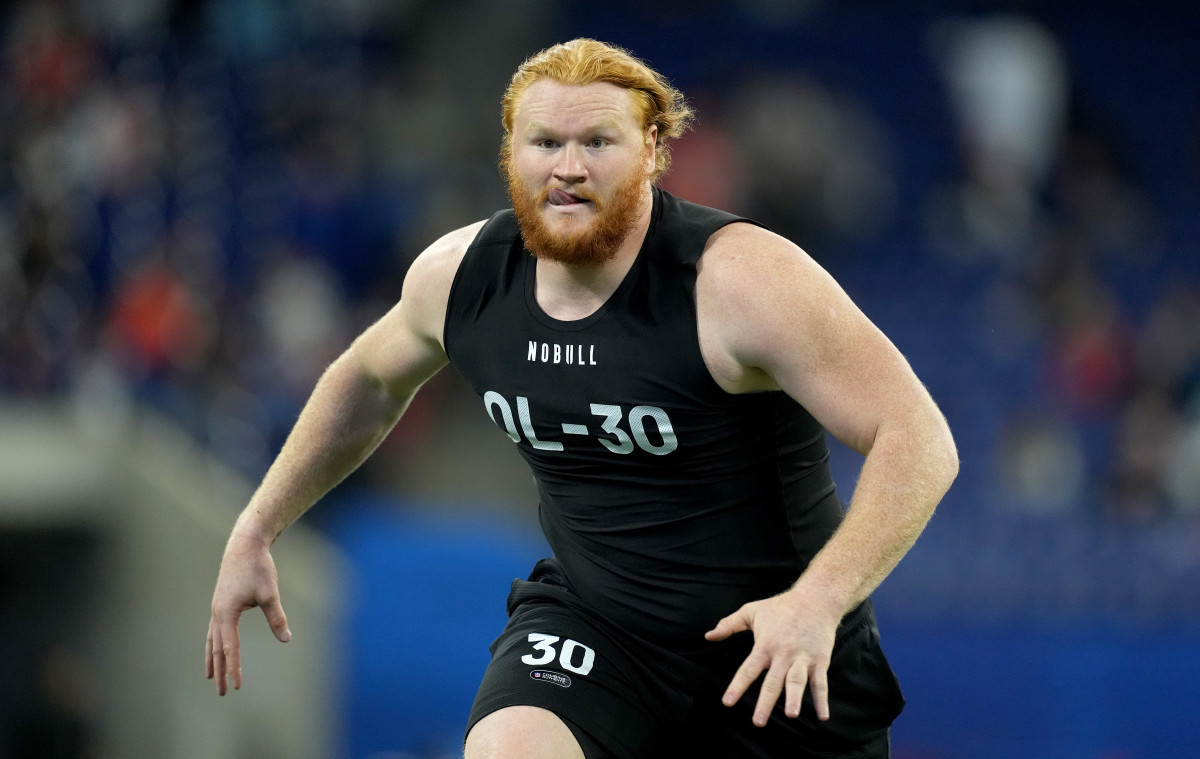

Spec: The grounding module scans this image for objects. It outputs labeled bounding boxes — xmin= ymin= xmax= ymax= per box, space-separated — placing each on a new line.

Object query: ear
xmin=644 ymin=124 xmax=659 ymax=174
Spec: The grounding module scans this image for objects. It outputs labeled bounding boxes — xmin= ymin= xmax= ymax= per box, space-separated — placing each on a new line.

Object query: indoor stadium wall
xmin=0 ymin=403 xmax=346 ymax=759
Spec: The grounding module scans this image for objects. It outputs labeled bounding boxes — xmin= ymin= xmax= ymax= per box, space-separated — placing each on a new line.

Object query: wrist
xmin=229 ymin=509 xmax=279 ymax=551
xmin=787 ymin=571 xmax=856 ymax=622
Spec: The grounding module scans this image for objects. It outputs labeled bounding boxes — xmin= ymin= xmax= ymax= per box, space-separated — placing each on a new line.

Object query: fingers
xmin=207 ymin=603 xmax=288 ymax=695
xmin=769 ymin=661 xmax=830 ymax=725
xmin=262 ymin=597 xmax=292 ymax=643
xmin=205 ymin=622 xmax=215 ymax=680
xmin=721 ymin=648 xmax=768 ymax=710
xmin=221 ymin=615 xmax=243 ymax=693
xmin=725 ymin=653 xmax=832 ymax=726
xmin=783 ymin=664 xmax=810 ymax=719
xmin=808 ymin=666 xmax=830 ymax=721
xmin=754 ymin=661 xmax=791 ymax=727
xmin=705 ymin=605 xmax=751 ymax=642
xmin=211 ymin=620 xmax=228 ymax=695
xmin=208 ymin=610 xmax=242 ymax=696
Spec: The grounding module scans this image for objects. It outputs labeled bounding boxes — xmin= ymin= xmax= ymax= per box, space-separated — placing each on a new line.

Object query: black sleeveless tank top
xmin=443 ymin=188 xmax=845 ymax=648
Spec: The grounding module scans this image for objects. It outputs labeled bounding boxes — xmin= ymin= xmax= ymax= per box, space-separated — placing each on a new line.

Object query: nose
xmin=553 ymin=142 xmax=587 ymax=183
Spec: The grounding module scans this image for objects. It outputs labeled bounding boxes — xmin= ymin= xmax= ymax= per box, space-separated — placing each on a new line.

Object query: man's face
xmin=504 ymin=79 xmax=656 ymax=266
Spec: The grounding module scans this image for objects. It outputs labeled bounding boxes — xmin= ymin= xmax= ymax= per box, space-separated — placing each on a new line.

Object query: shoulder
xmin=696 ymin=221 xmax=831 ymax=332
xmin=349 ymin=220 xmax=487 ymax=395
xmin=698 ymin=221 xmax=848 ymax=318
xmin=400 ymin=220 xmax=487 ymax=331
xmin=406 ymin=219 xmax=488 ymax=296
xmin=699 ymin=221 xmax=813 ymax=281
xmin=695 ymin=222 xmax=857 ymax=393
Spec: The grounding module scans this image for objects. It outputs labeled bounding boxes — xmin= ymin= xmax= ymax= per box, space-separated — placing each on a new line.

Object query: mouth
xmin=547 ymin=188 xmax=590 ymax=207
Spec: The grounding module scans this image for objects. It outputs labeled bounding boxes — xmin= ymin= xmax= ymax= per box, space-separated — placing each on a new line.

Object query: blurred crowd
xmin=923 ymin=13 xmax=1200 ymax=525
xmin=2 ymin=1 xmax=1198 ymax=620
xmin=0 ymin=0 xmax=531 ymax=478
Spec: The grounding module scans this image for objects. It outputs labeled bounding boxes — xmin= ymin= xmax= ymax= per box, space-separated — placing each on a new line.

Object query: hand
xmin=704 ymin=587 xmax=840 ymax=727
xmin=205 ymin=535 xmax=291 ymax=695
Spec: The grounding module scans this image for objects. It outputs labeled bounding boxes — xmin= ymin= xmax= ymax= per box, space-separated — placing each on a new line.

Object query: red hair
xmin=501 ymin=38 xmax=693 ymax=181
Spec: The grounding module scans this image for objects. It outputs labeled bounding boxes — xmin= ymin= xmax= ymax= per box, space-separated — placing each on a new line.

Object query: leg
xmin=465 ymin=705 xmax=584 ymax=759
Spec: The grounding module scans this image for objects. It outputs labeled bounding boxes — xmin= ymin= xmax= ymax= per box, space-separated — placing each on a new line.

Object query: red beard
xmin=504 ymin=153 xmax=648 ymax=267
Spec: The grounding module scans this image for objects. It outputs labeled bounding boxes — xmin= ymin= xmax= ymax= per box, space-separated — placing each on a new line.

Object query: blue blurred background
xmin=1 ymin=1 xmax=1199 ymax=757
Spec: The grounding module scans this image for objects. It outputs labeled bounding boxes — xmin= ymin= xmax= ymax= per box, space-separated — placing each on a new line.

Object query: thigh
xmin=465 ymin=705 xmax=584 ymax=759
xmin=466 ymin=601 xmax=669 ymax=759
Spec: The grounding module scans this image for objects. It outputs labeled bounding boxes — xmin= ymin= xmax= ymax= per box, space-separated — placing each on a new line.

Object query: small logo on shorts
xmin=530 ymin=670 xmax=572 ymax=688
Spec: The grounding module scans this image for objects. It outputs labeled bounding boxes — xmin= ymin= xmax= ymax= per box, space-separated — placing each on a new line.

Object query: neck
xmin=534 ymin=185 xmax=654 ymax=321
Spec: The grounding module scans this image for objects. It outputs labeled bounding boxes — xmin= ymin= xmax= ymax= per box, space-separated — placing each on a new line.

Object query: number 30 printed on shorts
xmin=521 ymin=633 xmax=596 ymax=675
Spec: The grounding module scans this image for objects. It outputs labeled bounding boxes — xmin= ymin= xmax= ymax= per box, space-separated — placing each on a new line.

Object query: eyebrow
xmin=523 ymin=117 xmax=625 ymax=135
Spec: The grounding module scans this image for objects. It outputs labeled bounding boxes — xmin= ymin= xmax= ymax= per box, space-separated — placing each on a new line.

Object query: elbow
xmin=932 ymin=417 xmax=960 ymax=493
xmin=899 ymin=408 xmax=958 ymax=498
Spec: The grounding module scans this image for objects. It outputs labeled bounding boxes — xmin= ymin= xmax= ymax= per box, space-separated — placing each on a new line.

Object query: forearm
xmin=795 ymin=418 xmax=958 ymax=618
xmin=230 ymin=349 xmax=409 ymax=547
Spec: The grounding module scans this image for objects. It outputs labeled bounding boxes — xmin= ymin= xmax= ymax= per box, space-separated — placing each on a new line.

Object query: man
xmin=206 ymin=38 xmax=958 ymax=758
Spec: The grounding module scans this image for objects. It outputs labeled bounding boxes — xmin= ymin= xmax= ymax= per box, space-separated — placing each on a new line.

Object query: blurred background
xmin=1 ymin=0 xmax=1198 ymax=757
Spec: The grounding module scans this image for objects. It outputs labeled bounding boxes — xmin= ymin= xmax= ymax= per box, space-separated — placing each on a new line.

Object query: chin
xmin=544 ymin=216 xmax=593 ymax=238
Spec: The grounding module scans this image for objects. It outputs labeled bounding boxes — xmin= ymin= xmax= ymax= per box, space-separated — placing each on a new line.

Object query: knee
xmin=464 ymin=706 xmax=584 ymax=759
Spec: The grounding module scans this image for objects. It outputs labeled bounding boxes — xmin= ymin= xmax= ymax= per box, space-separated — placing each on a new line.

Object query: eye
xmin=589 ymin=137 xmax=608 ymax=149
xmin=536 ymin=139 xmax=559 ymax=149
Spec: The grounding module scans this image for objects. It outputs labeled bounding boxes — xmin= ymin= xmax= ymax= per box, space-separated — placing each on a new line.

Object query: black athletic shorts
xmin=466 ymin=559 xmax=905 ymax=758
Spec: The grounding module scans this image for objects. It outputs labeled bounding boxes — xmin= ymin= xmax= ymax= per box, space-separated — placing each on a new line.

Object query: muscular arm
xmin=206 ymin=220 xmax=483 ymax=695
xmin=698 ymin=222 xmax=958 ymax=723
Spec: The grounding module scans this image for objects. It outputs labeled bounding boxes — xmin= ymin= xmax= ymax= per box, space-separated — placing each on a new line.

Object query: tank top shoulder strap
xmin=645 ymin=189 xmax=764 ymax=267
